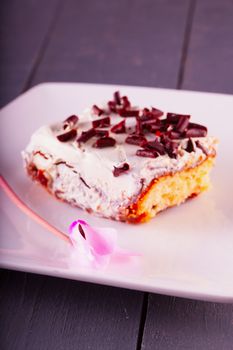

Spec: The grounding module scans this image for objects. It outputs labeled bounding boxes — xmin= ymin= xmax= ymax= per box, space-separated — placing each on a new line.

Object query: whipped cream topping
xmin=23 ymin=104 xmax=217 ymax=219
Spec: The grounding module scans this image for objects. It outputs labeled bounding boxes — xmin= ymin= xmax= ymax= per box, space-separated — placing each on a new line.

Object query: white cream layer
xmin=23 ymin=108 xmax=217 ymax=219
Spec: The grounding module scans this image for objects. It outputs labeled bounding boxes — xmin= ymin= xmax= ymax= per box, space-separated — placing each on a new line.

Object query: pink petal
xmin=69 ymin=220 xmax=116 ymax=255
xmin=69 ymin=220 xmax=141 ymax=269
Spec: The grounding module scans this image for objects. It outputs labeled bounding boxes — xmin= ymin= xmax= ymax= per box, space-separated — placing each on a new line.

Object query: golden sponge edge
xmin=126 ymin=156 xmax=215 ymax=223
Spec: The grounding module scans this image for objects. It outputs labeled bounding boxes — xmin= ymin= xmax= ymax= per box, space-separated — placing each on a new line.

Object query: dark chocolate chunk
xmin=92 ymin=105 xmax=104 ymax=116
xmin=166 ymin=113 xmax=180 ymax=124
xmin=125 ymin=134 xmax=147 ymax=146
xmin=95 ymin=129 xmax=109 ymax=138
xmin=136 ymin=149 xmax=159 ymax=158
xmin=113 ymin=163 xmax=130 ymax=177
xmin=111 ymin=120 xmax=126 ymax=133
xmin=92 ymin=116 xmax=110 ymax=128
xmin=118 ymin=109 xmax=140 ymax=117
xmin=168 ymin=131 xmax=183 ymax=139
xmin=141 ymin=119 xmax=161 ymax=133
xmin=64 ymin=115 xmax=79 ymax=125
xmin=121 ymin=96 xmax=131 ymax=109
xmin=186 ymin=138 xmax=195 ymax=153
xmin=108 ymin=100 xmax=117 ymax=113
xmin=195 ymin=140 xmax=208 ymax=155
xmin=185 ymin=128 xmax=207 ymax=138
xmin=77 ymin=128 xmax=96 ymax=143
xmin=188 ymin=122 xmax=208 ymax=131
xmin=175 ymin=115 xmax=190 ymax=133
xmin=151 ymin=107 xmax=163 ymax=118
xmin=141 ymin=118 xmax=159 ymax=126
xmin=92 ymin=136 xmax=116 ymax=148
xmin=185 ymin=123 xmax=207 ymax=137
xmin=57 ymin=129 xmax=77 ymax=142
xmin=143 ymin=140 xmax=166 ymax=155
xmin=140 ymin=108 xmax=153 ymax=121
xmin=114 ymin=91 xmax=121 ymax=105
xmin=135 ymin=117 xmax=142 ymax=134
xmin=162 ymin=139 xmax=179 ymax=159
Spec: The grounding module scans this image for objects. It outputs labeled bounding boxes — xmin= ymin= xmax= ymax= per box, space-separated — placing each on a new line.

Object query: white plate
xmin=1 ymin=83 xmax=233 ymax=302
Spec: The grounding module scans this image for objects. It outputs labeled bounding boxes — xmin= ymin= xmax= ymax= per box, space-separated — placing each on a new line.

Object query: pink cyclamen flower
xmin=69 ymin=219 xmax=140 ymax=269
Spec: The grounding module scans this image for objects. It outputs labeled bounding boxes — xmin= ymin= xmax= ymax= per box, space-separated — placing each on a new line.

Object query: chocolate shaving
xmin=113 ymin=163 xmax=130 ymax=177
xmin=186 ymin=138 xmax=195 ymax=153
xmin=140 ymin=107 xmax=162 ymax=121
xmin=64 ymin=115 xmax=79 ymax=125
xmin=136 ymin=149 xmax=159 ymax=158
xmin=166 ymin=113 xmax=181 ymax=124
xmin=92 ymin=117 xmax=110 ymax=128
xmin=111 ymin=120 xmax=126 ymax=133
xmin=125 ymin=134 xmax=147 ymax=146
xmin=188 ymin=122 xmax=207 ymax=131
xmin=148 ymin=124 xmax=163 ymax=132
xmin=95 ymin=129 xmax=109 ymax=138
xmin=143 ymin=140 xmax=166 ymax=155
xmin=141 ymin=119 xmax=160 ymax=132
xmin=63 ymin=115 xmax=79 ymax=129
xmin=92 ymin=105 xmax=104 ymax=116
xmin=57 ymin=129 xmax=77 ymax=142
xmin=141 ymin=118 xmax=159 ymax=126
xmin=162 ymin=139 xmax=178 ymax=159
xmin=151 ymin=107 xmax=163 ymax=118
xmin=114 ymin=91 xmax=121 ymax=105
xmin=185 ymin=123 xmax=207 ymax=137
xmin=168 ymin=131 xmax=182 ymax=139
xmin=121 ymin=96 xmax=131 ymax=109
xmin=185 ymin=128 xmax=207 ymax=138
xmin=77 ymin=128 xmax=96 ymax=143
xmin=195 ymin=140 xmax=208 ymax=155
xmin=108 ymin=101 xmax=117 ymax=113
xmin=118 ymin=109 xmax=140 ymax=117
xmin=175 ymin=115 xmax=190 ymax=133
xmin=92 ymin=137 xmax=116 ymax=148
xmin=135 ymin=117 xmax=142 ymax=134
xmin=140 ymin=108 xmax=153 ymax=121
xmin=59 ymin=91 xmax=209 ymax=161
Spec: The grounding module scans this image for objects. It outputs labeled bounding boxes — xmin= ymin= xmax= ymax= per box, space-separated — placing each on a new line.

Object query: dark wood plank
xmin=141 ymin=294 xmax=233 ymax=350
xmin=0 ymin=270 xmax=45 ymax=350
xmin=0 ymin=270 xmax=143 ymax=350
xmin=0 ymin=0 xmax=60 ymax=107
xmin=183 ymin=0 xmax=233 ymax=93
xmin=32 ymin=0 xmax=190 ymax=89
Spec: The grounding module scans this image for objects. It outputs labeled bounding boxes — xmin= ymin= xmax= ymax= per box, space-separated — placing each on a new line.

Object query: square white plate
xmin=1 ymin=83 xmax=233 ymax=302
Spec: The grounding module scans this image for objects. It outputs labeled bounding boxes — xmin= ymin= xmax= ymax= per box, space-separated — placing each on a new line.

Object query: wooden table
xmin=1 ymin=1 xmax=233 ymax=349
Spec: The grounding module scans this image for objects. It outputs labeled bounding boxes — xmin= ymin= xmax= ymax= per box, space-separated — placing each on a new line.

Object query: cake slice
xmin=22 ymin=91 xmax=217 ymax=223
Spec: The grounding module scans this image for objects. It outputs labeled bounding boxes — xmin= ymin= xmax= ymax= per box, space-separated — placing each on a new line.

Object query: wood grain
xmin=183 ymin=0 xmax=233 ymax=93
xmin=141 ymin=294 xmax=233 ymax=350
xmin=0 ymin=0 xmax=60 ymax=107
xmin=32 ymin=0 xmax=190 ymax=89
xmin=0 ymin=270 xmax=143 ymax=350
